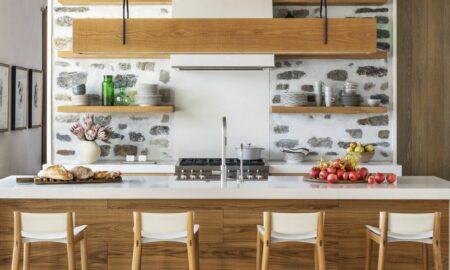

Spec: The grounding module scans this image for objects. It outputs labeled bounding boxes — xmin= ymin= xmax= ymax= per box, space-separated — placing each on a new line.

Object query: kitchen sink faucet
xmin=221 ymin=116 xmax=227 ymax=188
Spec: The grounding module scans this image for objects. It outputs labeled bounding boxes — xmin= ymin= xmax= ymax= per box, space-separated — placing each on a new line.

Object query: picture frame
xmin=28 ymin=69 xmax=43 ymax=128
xmin=11 ymin=66 xmax=28 ymax=130
xmin=0 ymin=63 xmax=10 ymax=132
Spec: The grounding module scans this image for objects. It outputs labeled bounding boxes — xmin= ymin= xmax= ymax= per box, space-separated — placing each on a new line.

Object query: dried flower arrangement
xmin=70 ymin=114 xmax=112 ymax=143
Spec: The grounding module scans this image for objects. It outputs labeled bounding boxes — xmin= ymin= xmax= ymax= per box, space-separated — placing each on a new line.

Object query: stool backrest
xmin=264 ymin=212 xmax=322 ymax=235
xmin=382 ymin=212 xmax=437 ymax=235
xmin=139 ymin=212 xmax=193 ymax=234
xmin=20 ymin=212 xmax=74 ymax=235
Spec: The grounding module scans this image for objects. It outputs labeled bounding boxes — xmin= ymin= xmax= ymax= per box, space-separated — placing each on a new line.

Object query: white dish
xmin=136 ymin=95 xmax=162 ymax=106
xmin=71 ymin=95 xmax=90 ymax=106
xmin=368 ymin=99 xmax=382 ymax=107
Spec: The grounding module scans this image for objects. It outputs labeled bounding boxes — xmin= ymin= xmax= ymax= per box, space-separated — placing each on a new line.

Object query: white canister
xmin=314 ymin=81 xmax=323 ymax=107
xmin=324 ymin=86 xmax=335 ymax=107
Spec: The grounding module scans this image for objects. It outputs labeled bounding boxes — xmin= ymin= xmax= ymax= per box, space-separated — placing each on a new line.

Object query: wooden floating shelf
xmin=58 ymin=51 xmax=170 ymax=59
xmin=58 ymin=50 xmax=387 ymax=60
xmin=73 ymin=18 xmax=377 ymax=55
xmin=271 ymin=106 xmax=388 ymax=114
xmin=59 ymin=0 xmax=386 ymax=5
xmin=57 ymin=105 xmax=174 ymax=113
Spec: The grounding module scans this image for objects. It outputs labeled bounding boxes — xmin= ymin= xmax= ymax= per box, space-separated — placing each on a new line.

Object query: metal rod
xmin=122 ymin=0 xmax=129 ymax=45
xmin=324 ymin=0 xmax=328 ymax=44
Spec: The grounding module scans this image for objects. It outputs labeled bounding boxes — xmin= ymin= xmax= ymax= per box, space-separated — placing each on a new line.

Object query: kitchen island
xmin=0 ymin=176 xmax=448 ymax=269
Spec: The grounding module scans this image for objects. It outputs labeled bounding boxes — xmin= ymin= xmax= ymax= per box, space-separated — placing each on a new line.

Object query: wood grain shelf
xmin=57 ymin=105 xmax=174 ymax=113
xmin=271 ymin=106 xmax=388 ymax=114
xmin=58 ymin=51 xmax=170 ymax=59
xmin=59 ymin=0 xmax=386 ymax=5
xmin=73 ymin=18 xmax=377 ymax=55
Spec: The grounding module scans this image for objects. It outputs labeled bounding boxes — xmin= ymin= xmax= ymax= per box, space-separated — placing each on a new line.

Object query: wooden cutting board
xmin=15 ymin=176 xmax=123 ymax=185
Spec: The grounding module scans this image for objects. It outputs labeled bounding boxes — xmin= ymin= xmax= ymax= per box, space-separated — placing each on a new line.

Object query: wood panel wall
xmin=0 ymin=199 xmax=447 ymax=269
xmin=397 ymin=0 xmax=450 ymax=180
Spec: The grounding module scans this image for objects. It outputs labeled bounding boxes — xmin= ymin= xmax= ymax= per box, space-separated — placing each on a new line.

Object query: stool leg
xmin=365 ymin=232 xmax=372 ymax=270
xmin=261 ymin=239 xmax=270 ymax=270
xmin=12 ymin=240 xmax=21 ymax=270
xmin=317 ymin=242 xmax=326 ymax=270
xmin=432 ymin=240 xmax=442 ymax=270
xmin=12 ymin=212 xmax=21 ymax=270
xmin=187 ymin=239 xmax=197 ymax=270
xmin=23 ymin=243 xmax=30 ymax=270
xmin=80 ymin=231 xmax=88 ymax=270
xmin=256 ymin=232 xmax=262 ymax=270
xmin=377 ymin=241 xmax=386 ymax=270
xmin=131 ymin=238 xmax=142 ymax=270
xmin=314 ymin=246 xmax=319 ymax=270
xmin=195 ymin=232 xmax=200 ymax=270
xmin=422 ymin=244 xmax=428 ymax=270
xmin=67 ymin=242 xmax=76 ymax=270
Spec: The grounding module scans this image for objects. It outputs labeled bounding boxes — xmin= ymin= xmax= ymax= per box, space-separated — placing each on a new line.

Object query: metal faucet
xmin=221 ymin=116 xmax=227 ymax=188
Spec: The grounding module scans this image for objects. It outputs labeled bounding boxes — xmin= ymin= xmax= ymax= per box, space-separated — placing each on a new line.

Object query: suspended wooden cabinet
xmin=271 ymin=106 xmax=388 ymax=114
xmin=57 ymin=106 xmax=174 ymax=113
xmin=73 ymin=18 xmax=377 ymax=55
xmin=58 ymin=51 xmax=170 ymax=59
xmin=59 ymin=0 xmax=387 ymax=5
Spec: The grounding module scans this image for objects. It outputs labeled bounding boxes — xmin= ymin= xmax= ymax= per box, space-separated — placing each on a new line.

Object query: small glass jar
xmin=114 ymin=88 xmax=131 ymax=106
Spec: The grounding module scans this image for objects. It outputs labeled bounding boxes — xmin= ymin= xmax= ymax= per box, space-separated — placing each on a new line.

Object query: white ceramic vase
xmin=78 ymin=141 xmax=101 ymax=164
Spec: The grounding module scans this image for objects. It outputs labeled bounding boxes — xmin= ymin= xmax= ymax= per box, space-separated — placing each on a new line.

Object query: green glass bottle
xmin=102 ymin=75 xmax=114 ymax=106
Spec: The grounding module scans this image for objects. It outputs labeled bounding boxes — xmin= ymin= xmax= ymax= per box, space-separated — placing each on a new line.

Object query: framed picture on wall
xmin=0 ymin=63 xmax=10 ymax=132
xmin=28 ymin=69 xmax=43 ymax=128
xmin=11 ymin=66 xmax=28 ymax=130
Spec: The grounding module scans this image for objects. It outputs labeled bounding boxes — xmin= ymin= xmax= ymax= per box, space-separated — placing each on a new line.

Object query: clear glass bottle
xmin=114 ymin=88 xmax=131 ymax=106
xmin=102 ymin=75 xmax=114 ymax=106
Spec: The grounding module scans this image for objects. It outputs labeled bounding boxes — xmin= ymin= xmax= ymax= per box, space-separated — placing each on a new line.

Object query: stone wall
xmin=51 ymin=1 xmax=393 ymax=163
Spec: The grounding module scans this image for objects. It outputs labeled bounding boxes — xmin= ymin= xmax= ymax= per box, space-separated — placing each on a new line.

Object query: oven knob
xmin=190 ymin=170 xmax=197 ymax=180
xmin=199 ymin=170 xmax=206 ymax=180
xmin=180 ymin=170 xmax=187 ymax=180
xmin=255 ymin=170 xmax=263 ymax=180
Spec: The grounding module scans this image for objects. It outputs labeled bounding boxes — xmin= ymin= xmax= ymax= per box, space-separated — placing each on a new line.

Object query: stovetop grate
xmin=179 ymin=158 xmax=265 ymax=166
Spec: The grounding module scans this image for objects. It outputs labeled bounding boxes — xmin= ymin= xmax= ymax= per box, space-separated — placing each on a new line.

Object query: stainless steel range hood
xmin=170 ymin=0 xmax=275 ymax=70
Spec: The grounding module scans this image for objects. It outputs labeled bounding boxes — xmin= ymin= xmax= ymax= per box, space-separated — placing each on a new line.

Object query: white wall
xmin=0 ymin=0 xmax=46 ymax=177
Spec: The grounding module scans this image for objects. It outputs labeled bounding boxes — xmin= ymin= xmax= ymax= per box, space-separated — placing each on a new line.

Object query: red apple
xmin=374 ymin=173 xmax=385 ymax=184
xmin=367 ymin=175 xmax=376 ymax=184
xmin=359 ymin=167 xmax=369 ymax=179
xmin=349 ymin=171 xmax=360 ymax=181
xmin=386 ymin=173 xmax=397 ymax=184
xmin=310 ymin=167 xmax=321 ymax=178
xmin=336 ymin=169 xmax=345 ymax=180
xmin=327 ymin=174 xmax=338 ymax=184
xmin=342 ymin=172 xmax=349 ymax=181
xmin=327 ymin=167 xmax=337 ymax=174
xmin=319 ymin=170 xmax=329 ymax=180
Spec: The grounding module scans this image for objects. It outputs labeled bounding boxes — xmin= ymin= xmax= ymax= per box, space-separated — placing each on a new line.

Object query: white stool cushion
xmin=366 ymin=225 xmax=433 ymax=244
xmin=142 ymin=224 xmax=199 ymax=244
xmin=257 ymin=225 xmax=317 ymax=244
xmin=22 ymin=225 xmax=88 ymax=244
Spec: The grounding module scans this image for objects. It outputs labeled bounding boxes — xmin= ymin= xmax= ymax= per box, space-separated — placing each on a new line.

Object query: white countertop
xmin=44 ymin=161 xmax=402 ymax=175
xmin=0 ymin=176 xmax=448 ymax=200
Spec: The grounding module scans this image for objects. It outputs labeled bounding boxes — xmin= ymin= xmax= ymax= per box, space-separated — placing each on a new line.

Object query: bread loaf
xmin=37 ymin=165 xmax=73 ymax=181
xmin=71 ymin=166 xmax=94 ymax=180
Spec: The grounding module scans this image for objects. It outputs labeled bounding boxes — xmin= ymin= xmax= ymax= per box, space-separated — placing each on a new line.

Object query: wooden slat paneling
xmin=0 ymin=199 xmax=447 ymax=270
xmin=59 ymin=0 xmax=387 ymax=5
xmin=397 ymin=0 xmax=450 ymax=180
xmin=73 ymin=18 xmax=377 ymax=54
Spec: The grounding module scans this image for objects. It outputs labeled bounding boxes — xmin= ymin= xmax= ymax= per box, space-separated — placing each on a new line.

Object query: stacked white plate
xmin=136 ymin=84 xmax=161 ymax=106
xmin=281 ymin=92 xmax=309 ymax=107
xmin=71 ymin=95 xmax=89 ymax=106
xmin=344 ymin=81 xmax=358 ymax=95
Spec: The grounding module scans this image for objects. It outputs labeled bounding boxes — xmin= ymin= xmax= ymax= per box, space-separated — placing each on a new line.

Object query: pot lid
xmin=236 ymin=144 xmax=265 ymax=150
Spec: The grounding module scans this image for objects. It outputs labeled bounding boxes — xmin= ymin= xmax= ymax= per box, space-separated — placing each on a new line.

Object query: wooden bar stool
xmin=132 ymin=211 xmax=200 ymax=270
xmin=256 ymin=211 xmax=326 ymax=270
xmin=11 ymin=211 xmax=88 ymax=270
xmin=365 ymin=212 xmax=442 ymax=270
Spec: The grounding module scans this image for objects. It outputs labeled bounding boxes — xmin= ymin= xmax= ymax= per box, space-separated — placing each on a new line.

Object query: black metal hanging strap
xmin=319 ymin=0 xmax=328 ymax=44
xmin=122 ymin=0 xmax=130 ymax=45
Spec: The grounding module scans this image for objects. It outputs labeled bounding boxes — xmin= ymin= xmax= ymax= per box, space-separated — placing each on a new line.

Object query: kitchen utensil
xmin=72 ymin=84 xmax=86 ymax=96
xmin=368 ymin=98 xmax=382 ymax=107
xmin=324 ymin=86 xmax=335 ymax=107
xmin=235 ymin=144 xmax=264 ymax=160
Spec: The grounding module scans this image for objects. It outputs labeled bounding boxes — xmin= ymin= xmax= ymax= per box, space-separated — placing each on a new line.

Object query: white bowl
xmin=136 ymin=95 xmax=162 ymax=106
xmin=368 ymin=99 xmax=382 ymax=107
xmin=138 ymin=84 xmax=159 ymax=95
xmin=71 ymin=95 xmax=90 ymax=106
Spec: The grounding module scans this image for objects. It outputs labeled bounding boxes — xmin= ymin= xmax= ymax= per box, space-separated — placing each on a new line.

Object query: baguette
xmin=37 ymin=165 xmax=73 ymax=181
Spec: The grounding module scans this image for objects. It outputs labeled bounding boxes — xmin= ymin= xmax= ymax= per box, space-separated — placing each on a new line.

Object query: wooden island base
xmin=0 ymin=199 xmax=448 ymax=270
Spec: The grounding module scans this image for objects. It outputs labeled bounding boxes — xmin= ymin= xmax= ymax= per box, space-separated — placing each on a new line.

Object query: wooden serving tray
xmin=304 ymin=177 xmax=367 ymax=184
xmin=33 ymin=176 xmax=122 ymax=185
